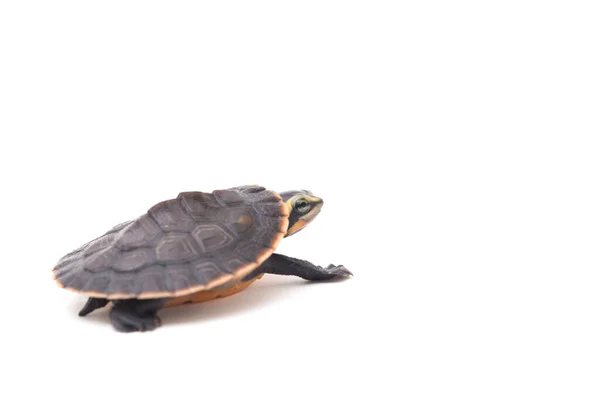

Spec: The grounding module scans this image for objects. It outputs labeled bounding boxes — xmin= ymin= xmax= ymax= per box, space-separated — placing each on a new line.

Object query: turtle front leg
xmin=109 ymin=299 xmax=167 ymax=333
xmin=245 ymin=253 xmax=352 ymax=281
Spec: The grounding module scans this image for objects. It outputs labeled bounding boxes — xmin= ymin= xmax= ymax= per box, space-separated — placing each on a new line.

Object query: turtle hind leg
xmin=78 ymin=297 xmax=109 ymax=317
xmin=109 ymin=299 xmax=167 ymax=333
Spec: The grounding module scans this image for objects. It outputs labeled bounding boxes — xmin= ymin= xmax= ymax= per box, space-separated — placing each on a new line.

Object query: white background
xmin=1 ymin=1 xmax=599 ymax=399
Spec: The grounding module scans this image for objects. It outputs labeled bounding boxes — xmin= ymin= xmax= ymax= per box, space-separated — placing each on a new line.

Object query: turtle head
xmin=280 ymin=190 xmax=324 ymax=237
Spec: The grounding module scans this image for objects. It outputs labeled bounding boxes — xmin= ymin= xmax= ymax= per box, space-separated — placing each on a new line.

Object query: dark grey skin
xmin=75 ymin=189 xmax=352 ymax=333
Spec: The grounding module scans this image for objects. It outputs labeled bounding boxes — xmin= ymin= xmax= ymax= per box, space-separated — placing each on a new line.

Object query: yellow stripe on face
xmin=287 ymin=218 xmax=309 ymax=236
xmin=285 ymin=198 xmax=295 ymax=214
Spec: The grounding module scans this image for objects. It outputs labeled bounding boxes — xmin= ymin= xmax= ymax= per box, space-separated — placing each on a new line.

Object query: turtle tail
xmin=78 ymin=297 xmax=109 ymax=317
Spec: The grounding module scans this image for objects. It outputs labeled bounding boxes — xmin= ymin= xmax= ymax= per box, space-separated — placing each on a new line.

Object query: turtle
xmin=52 ymin=185 xmax=352 ymax=332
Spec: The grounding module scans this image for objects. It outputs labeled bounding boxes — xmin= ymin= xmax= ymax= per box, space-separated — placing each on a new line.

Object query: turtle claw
xmin=325 ymin=264 xmax=353 ymax=279
xmin=140 ymin=316 xmax=161 ymax=332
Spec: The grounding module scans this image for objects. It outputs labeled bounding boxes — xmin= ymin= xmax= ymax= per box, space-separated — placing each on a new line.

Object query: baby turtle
xmin=52 ymin=185 xmax=351 ymax=332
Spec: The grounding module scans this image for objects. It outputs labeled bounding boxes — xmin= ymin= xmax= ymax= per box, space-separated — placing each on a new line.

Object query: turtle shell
xmin=52 ymin=186 xmax=289 ymax=299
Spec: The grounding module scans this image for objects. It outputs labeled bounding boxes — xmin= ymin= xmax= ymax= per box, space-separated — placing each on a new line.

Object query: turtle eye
xmin=294 ymin=199 xmax=311 ymax=214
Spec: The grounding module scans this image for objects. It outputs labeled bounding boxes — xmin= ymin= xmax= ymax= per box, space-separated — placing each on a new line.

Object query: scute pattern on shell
xmin=52 ymin=186 xmax=289 ymax=299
